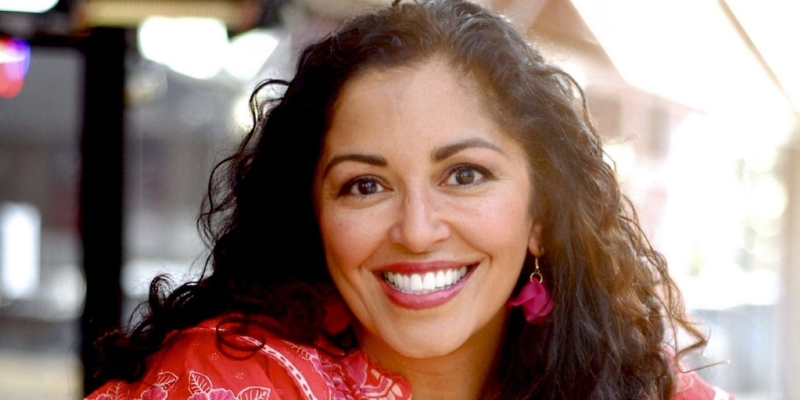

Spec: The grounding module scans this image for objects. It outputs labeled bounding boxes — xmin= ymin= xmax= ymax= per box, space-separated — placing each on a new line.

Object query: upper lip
xmin=375 ymin=261 xmax=477 ymax=274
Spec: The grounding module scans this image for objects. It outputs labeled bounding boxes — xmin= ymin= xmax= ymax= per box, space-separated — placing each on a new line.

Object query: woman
xmin=87 ymin=1 xmax=730 ymax=399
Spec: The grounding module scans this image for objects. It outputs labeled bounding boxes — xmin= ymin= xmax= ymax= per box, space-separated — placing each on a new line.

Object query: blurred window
xmin=0 ymin=44 xmax=83 ymax=400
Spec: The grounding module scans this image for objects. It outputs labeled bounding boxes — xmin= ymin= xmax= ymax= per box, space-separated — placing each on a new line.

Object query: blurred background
xmin=0 ymin=0 xmax=796 ymax=398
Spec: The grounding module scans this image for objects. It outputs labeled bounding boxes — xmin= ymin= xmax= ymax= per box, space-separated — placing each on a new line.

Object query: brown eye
xmin=356 ymin=180 xmax=379 ymax=195
xmin=340 ymin=177 xmax=386 ymax=197
xmin=455 ymin=169 xmax=475 ymax=185
xmin=445 ymin=165 xmax=490 ymax=187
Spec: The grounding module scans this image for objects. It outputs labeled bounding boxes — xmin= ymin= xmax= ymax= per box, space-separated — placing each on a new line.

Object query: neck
xmin=358 ymin=310 xmax=508 ymax=400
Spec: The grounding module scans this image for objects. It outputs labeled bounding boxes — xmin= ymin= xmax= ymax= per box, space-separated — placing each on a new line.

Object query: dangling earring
xmin=507 ymin=257 xmax=553 ymax=324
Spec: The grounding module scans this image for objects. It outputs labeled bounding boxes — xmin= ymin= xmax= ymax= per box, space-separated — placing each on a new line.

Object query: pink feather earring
xmin=507 ymin=256 xmax=553 ymax=324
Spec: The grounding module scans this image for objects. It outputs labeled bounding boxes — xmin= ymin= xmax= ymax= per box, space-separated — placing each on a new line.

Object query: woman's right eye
xmin=339 ymin=177 xmax=385 ymax=197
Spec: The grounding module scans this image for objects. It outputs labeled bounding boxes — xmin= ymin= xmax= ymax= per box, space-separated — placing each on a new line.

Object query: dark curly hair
xmin=93 ymin=1 xmax=706 ymax=398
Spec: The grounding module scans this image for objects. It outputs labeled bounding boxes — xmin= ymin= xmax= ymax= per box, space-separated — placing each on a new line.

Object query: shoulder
xmin=85 ymin=315 xmax=411 ymax=400
xmin=672 ymin=368 xmax=735 ymax=400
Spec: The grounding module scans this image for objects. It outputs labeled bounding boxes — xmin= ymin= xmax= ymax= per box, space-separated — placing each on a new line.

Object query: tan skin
xmin=357 ymin=308 xmax=506 ymax=399
xmin=315 ymin=59 xmax=543 ymax=399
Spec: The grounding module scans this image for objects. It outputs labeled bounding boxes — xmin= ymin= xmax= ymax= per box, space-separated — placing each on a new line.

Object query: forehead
xmin=336 ymin=61 xmax=477 ymax=118
xmin=323 ymin=60 xmax=515 ymax=156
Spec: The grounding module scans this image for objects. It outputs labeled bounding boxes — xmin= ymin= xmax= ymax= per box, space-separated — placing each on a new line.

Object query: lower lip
xmin=378 ymin=267 xmax=475 ymax=310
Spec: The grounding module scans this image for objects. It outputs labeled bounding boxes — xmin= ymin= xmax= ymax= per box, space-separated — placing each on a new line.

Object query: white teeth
xmin=383 ymin=266 xmax=471 ymax=294
xmin=422 ymin=272 xmax=435 ymax=291
xmin=435 ymin=270 xmax=445 ymax=287
xmin=410 ymin=274 xmax=423 ymax=291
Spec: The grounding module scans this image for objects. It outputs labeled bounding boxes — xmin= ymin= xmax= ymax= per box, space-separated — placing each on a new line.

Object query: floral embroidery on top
xmin=86 ymin=315 xmax=729 ymax=400
xmin=84 ymin=316 xmax=412 ymax=400
xmin=91 ymin=372 xmax=179 ymax=400
xmin=88 ymin=371 xmax=270 ymax=400
xmin=185 ymin=371 xmax=270 ymax=400
xmin=93 ymin=382 xmax=130 ymax=400
xmin=338 ymin=352 xmax=406 ymax=400
xmin=285 ymin=341 xmax=314 ymax=361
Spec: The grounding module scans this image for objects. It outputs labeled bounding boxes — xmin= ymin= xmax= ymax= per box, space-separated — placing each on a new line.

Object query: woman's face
xmin=315 ymin=60 xmax=542 ymax=360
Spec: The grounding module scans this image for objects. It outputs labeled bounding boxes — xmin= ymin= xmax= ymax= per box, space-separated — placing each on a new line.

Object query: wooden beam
xmin=82 ymin=0 xmax=252 ymax=29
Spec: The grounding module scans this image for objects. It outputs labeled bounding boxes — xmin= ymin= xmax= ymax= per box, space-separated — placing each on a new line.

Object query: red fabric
xmin=86 ymin=316 xmax=731 ymax=400
xmin=673 ymin=367 xmax=735 ymax=400
xmin=86 ymin=316 xmax=411 ymax=400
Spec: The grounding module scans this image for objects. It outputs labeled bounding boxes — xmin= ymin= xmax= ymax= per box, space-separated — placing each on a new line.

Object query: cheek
xmin=456 ymin=190 xmax=533 ymax=242
xmin=479 ymin=201 xmax=533 ymax=272
xmin=318 ymin=207 xmax=386 ymax=274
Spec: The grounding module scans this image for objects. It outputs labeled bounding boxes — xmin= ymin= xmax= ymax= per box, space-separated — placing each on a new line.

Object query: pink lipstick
xmin=377 ymin=262 xmax=477 ymax=309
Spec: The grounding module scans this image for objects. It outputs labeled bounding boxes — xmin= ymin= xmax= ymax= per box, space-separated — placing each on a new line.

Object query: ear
xmin=528 ymin=223 xmax=543 ymax=257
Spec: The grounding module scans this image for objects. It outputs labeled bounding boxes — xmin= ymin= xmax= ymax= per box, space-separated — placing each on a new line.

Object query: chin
xmin=382 ymin=315 xmax=491 ymax=359
xmin=390 ymin=333 xmax=467 ymax=360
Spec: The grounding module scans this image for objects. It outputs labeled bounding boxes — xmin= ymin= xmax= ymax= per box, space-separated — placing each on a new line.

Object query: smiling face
xmin=315 ymin=60 xmax=542 ymax=361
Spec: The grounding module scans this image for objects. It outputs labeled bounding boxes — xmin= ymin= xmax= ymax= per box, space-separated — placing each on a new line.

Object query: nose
xmin=389 ymin=186 xmax=451 ymax=253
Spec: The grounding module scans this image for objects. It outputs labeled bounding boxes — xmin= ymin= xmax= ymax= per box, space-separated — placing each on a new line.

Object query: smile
xmin=383 ymin=266 xmax=470 ymax=295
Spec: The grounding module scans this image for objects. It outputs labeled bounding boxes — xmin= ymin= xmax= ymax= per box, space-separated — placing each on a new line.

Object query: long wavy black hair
xmin=94 ymin=1 xmax=706 ymax=398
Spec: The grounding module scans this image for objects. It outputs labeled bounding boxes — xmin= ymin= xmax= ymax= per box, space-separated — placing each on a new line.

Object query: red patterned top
xmin=85 ymin=316 xmax=411 ymax=400
xmin=86 ymin=316 xmax=731 ymax=400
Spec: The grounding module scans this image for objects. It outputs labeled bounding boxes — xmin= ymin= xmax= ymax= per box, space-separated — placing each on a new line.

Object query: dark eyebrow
xmin=432 ymin=138 xmax=507 ymax=162
xmin=322 ymin=154 xmax=387 ymax=177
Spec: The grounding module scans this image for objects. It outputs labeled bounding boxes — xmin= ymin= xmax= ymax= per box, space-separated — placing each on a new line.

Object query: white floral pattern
xmin=88 ymin=370 xmax=270 ymax=400
xmin=86 ymin=316 xmax=410 ymax=400
xmin=86 ymin=316 xmax=725 ymax=400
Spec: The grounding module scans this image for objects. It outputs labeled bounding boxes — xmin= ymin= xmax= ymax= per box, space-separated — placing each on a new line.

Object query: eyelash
xmin=444 ymin=164 xmax=493 ymax=186
xmin=337 ymin=164 xmax=493 ymax=198
xmin=339 ymin=176 xmax=386 ymax=197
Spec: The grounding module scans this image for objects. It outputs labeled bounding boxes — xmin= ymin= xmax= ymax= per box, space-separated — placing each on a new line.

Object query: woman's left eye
xmin=444 ymin=165 xmax=490 ymax=186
